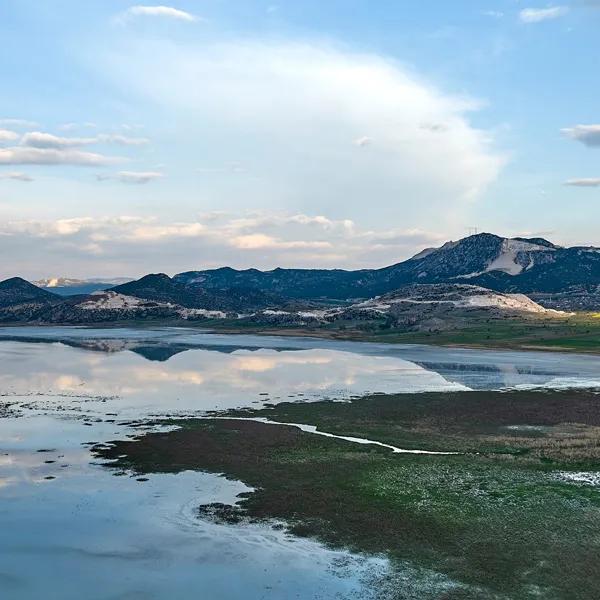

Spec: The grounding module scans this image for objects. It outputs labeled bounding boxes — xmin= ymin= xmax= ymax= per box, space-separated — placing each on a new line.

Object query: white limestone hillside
xmin=355 ymin=284 xmax=567 ymax=316
xmin=74 ymin=292 xmax=227 ymax=320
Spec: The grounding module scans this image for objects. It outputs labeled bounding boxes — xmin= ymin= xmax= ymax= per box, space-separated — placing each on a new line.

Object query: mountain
xmin=30 ymin=291 xmax=227 ymax=324
xmin=0 ymin=233 xmax=600 ymax=324
xmin=174 ymin=266 xmax=355 ymax=303
xmin=174 ymin=233 xmax=600 ymax=308
xmin=0 ymin=277 xmax=60 ymax=308
xmin=351 ymin=283 xmax=562 ymax=319
xmin=0 ymin=274 xmax=568 ymax=334
xmin=238 ymin=283 xmax=564 ymax=329
xmin=111 ymin=273 xmax=297 ymax=312
xmin=0 ymin=273 xmax=305 ymax=324
xmin=111 ymin=273 xmax=199 ymax=306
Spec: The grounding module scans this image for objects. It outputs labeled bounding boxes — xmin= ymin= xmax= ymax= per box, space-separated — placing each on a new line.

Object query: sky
xmin=0 ymin=0 xmax=599 ymax=279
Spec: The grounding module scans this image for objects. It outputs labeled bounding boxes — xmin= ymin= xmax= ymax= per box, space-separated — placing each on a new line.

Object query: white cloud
xmin=58 ymin=122 xmax=98 ymax=131
xmin=123 ymin=5 xmax=197 ymax=22
xmin=21 ymin=131 xmax=97 ymax=149
xmin=519 ymin=6 xmax=569 ymax=23
xmin=420 ymin=122 xmax=449 ymax=133
xmin=212 ymin=212 xmax=356 ymax=235
xmin=21 ymin=131 xmax=150 ymax=148
xmin=0 ymin=118 xmax=39 ymax=129
xmin=483 ymin=10 xmax=504 ymax=18
xmin=565 ymin=178 xmax=600 ymax=187
xmin=0 ymin=211 xmax=447 ymax=277
xmin=129 ymin=222 xmax=206 ymax=239
xmin=5 ymin=216 xmax=148 ymax=238
xmin=0 ymin=171 xmax=33 ymax=182
xmin=353 ymin=136 xmax=372 ymax=147
xmin=230 ymin=233 xmax=332 ymax=250
xmin=562 ymin=124 xmax=600 ymax=147
xmin=0 ymin=129 xmax=19 ymax=142
xmin=98 ymin=170 xmax=164 ymax=184
xmin=97 ymin=134 xmax=150 ymax=146
xmin=0 ymin=147 xmax=123 ymax=166
xmin=0 ymin=129 xmax=145 ymax=167
xmin=100 ymin=38 xmax=504 ymax=223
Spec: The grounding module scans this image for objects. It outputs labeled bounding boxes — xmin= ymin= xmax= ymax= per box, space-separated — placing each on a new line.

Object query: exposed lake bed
xmin=2 ymin=327 xmax=600 ymax=599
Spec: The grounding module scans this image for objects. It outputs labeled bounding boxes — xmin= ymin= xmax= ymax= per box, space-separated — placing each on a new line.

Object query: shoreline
xmin=2 ymin=319 xmax=600 ymax=355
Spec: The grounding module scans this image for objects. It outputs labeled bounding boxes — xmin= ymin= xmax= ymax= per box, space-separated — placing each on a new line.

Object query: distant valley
xmin=33 ymin=277 xmax=134 ymax=296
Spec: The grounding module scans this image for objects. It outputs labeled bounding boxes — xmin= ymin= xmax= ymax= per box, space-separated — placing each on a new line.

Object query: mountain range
xmin=2 ymin=232 xmax=600 ymax=325
xmin=174 ymin=233 xmax=600 ymax=308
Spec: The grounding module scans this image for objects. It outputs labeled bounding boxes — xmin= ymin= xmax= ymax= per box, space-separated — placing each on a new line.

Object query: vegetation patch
xmin=211 ymin=311 xmax=600 ymax=354
xmin=96 ymin=390 xmax=600 ymax=599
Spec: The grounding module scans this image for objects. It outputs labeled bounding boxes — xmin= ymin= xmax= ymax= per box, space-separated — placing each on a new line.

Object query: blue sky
xmin=0 ymin=0 xmax=599 ymax=278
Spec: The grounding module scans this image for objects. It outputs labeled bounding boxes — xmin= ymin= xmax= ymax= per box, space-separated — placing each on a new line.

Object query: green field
xmin=97 ymin=390 xmax=600 ymax=599
xmin=363 ymin=314 xmax=600 ymax=351
xmin=207 ymin=311 xmax=600 ymax=353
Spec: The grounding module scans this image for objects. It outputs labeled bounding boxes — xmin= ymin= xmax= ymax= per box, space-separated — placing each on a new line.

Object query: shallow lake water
xmin=2 ymin=327 xmax=600 ymax=599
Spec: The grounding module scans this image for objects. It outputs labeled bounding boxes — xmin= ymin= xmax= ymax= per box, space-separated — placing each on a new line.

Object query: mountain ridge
xmin=3 ymin=232 xmax=600 ymax=315
xmin=173 ymin=232 xmax=600 ymax=306
xmin=0 ymin=277 xmax=60 ymax=309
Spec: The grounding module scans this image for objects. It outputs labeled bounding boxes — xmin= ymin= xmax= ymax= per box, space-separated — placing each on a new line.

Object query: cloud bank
xmin=0 ymin=128 xmax=149 ymax=168
xmin=0 ymin=147 xmax=123 ymax=166
xmin=0 ymin=129 xmax=19 ymax=142
xmin=565 ymin=178 xmax=600 ymax=187
xmin=122 ymin=5 xmax=197 ymax=22
xmin=0 ymin=212 xmax=446 ymax=278
xmin=519 ymin=6 xmax=569 ymax=23
xmin=562 ymin=124 xmax=600 ymax=147
xmin=100 ymin=38 xmax=505 ymax=223
xmin=0 ymin=171 xmax=33 ymax=182
xmin=97 ymin=170 xmax=164 ymax=184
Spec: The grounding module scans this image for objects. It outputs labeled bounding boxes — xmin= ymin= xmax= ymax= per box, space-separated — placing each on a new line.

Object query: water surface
xmin=2 ymin=327 xmax=600 ymax=599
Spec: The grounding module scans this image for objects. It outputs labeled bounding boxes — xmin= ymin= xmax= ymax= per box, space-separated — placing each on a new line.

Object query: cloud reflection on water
xmin=0 ymin=342 xmax=468 ymax=417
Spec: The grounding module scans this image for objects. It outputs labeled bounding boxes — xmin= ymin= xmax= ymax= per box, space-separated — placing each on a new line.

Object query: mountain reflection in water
xmin=2 ymin=327 xmax=600 ymax=396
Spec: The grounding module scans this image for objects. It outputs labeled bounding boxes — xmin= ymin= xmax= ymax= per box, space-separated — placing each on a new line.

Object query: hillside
xmin=29 ymin=291 xmax=228 ymax=324
xmin=111 ymin=273 xmax=200 ymax=307
xmin=174 ymin=233 xmax=600 ymax=309
xmin=0 ymin=277 xmax=60 ymax=308
xmin=111 ymin=273 xmax=293 ymax=312
xmin=236 ymin=284 xmax=566 ymax=331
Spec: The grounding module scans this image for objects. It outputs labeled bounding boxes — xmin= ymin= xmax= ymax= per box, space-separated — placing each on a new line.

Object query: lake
xmin=2 ymin=327 xmax=600 ymax=599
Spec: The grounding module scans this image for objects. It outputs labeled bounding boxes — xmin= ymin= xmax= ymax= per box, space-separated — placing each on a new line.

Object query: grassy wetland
xmin=96 ymin=389 xmax=600 ymax=599
xmin=201 ymin=310 xmax=600 ymax=355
